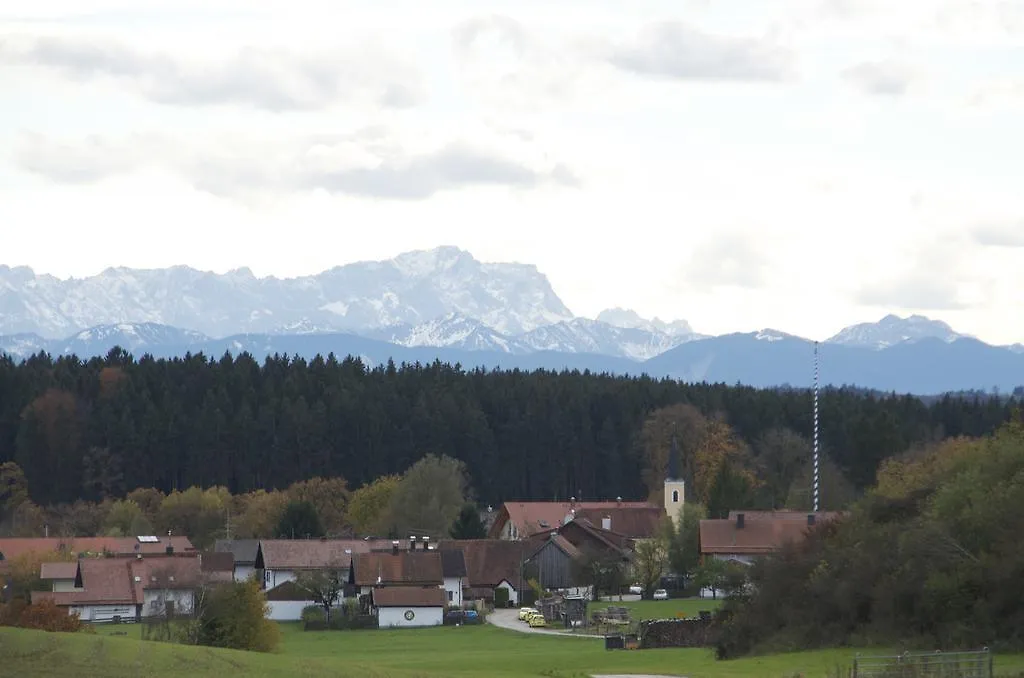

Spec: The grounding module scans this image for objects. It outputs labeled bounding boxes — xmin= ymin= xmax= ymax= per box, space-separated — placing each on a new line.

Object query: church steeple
xmin=663 ymin=436 xmax=685 ymax=526
xmin=667 ymin=435 xmax=681 ymax=481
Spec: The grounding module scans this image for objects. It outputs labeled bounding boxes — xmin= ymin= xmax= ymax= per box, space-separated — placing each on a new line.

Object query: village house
xmin=0 ymin=535 xmax=196 ymax=570
xmin=439 ymin=539 xmax=532 ymax=607
xmin=371 ymin=586 xmax=447 ymax=628
xmin=440 ymin=549 xmax=466 ymax=608
xmin=33 ymin=554 xmax=202 ymax=623
xmin=213 ymin=539 xmax=260 ymax=582
xmin=349 ymin=542 xmax=448 ymax=628
xmin=255 ymin=538 xmax=369 ymax=591
xmin=699 ymin=510 xmax=845 ymax=565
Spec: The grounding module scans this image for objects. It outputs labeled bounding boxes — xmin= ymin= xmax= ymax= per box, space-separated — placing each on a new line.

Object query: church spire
xmin=667 ymin=435 xmax=681 ymax=481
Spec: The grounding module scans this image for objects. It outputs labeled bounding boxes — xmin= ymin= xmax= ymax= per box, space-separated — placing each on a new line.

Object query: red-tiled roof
xmin=371 ymin=586 xmax=447 ymax=608
xmin=33 ymin=555 xmax=203 ymax=607
xmin=0 ymin=536 xmax=195 ymax=562
xmin=489 ymin=501 xmax=659 ymax=539
xmin=39 ymin=562 xmax=78 ymax=580
xmin=700 ymin=512 xmax=844 ymax=555
xmin=572 ymin=507 xmax=665 ymax=539
xmin=257 ymin=539 xmax=369 ymax=570
xmin=352 ymin=552 xmax=443 ymax=587
xmin=438 ymin=539 xmax=532 ymax=589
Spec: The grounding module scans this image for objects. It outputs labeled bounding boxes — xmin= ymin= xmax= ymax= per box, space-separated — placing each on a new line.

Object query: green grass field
xmin=591 ymin=597 xmax=723 ymax=621
xmin=3 ymin=622 xmax=1023 ymax=678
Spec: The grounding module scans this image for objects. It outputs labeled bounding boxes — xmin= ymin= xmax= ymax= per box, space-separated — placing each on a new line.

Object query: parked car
xmin=444 ymin=609 xmax=481 ymax=625
xmin=518 ymin=607 xmax=535 ymax=621
xmin=527 ymin=615 xmax=547 ymax=628
xmin=628 ymin=584 xmax=642 ymax=595
xmin=653 ymin=589 xmax=669 ymax=600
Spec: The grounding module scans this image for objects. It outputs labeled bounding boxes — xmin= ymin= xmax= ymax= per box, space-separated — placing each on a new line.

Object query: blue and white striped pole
xmin=813 ymin=341 xmax=820 ymax=513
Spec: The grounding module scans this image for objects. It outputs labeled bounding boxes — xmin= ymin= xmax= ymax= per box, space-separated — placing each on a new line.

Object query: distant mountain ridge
xmin=1 ymin=247 xmax=1022 ymax=394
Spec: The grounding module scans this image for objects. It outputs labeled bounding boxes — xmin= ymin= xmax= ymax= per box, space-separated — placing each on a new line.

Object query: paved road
xmin=487 ymin=609 xmax=601 ymax=639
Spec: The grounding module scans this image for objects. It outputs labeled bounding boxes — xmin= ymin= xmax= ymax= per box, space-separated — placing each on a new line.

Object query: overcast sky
xmin=2 ymin=0 xmax=1023 ymax=344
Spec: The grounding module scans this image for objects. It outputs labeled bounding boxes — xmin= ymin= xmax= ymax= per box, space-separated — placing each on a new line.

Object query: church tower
xmin=664 ymin=436 xmax=685 ymax=527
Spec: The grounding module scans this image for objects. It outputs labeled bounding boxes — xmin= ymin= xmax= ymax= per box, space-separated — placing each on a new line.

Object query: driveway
xmin=487 ymin=609 xmax=601 ymax=639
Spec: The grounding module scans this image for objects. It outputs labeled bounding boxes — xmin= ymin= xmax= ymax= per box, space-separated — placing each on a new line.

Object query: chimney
xmin=616 ymin=496 xmax=622 ymax=506
xmin=165 ymin=545 xmax=174 ymax=556
xmin=421 ymin=536 xmax=430 ymax=551
xmin=408 ymin=536 xmax=417 ymax=551
xmin=569 ymin=496 xmax=576 ymax=510
xmin=392 ymin=540 xmax=400 ymax=555
xmin=736 ymin=513 xmax=745 ymax=529
xmin=807 ymin=514 xmax=816 ymax=526
xmin=601 ymin=515 xmax=611 ymax=531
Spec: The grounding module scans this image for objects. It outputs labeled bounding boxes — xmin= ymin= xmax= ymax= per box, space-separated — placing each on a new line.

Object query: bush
xmin=196 ymin=580 xmax=280 ymax=652
xmin=16 ymin=600 xmax=83 ymax=633
xmin=301 ymin=605 xmax=326 ymax=624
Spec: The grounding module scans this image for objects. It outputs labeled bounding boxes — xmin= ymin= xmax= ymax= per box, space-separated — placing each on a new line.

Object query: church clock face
xmin=404 ymin=610 xmax=415 ymax=621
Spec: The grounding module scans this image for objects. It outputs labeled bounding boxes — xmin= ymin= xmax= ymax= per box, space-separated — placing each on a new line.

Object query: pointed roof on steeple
xmin=667 ymin=436 xmax=681 ymax=481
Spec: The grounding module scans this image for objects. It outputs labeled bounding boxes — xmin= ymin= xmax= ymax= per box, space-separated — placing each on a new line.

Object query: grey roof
xmin=440 ymin=549 xmax=467 ymax=578
xmin=214 ymin=539 xmax=260 ymax=565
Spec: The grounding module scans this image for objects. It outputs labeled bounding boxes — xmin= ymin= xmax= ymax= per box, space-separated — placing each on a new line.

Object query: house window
xmin=672 ymin=490 xmax=679 ymax=503
xmin=448 ymin=591 xmax=453 ymax=602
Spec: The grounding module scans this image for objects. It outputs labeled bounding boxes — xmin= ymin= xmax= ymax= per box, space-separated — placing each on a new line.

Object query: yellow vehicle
xmin=518 ymin=607 xmax=536 ymax=621
xmin=527 ymin=614 xmax=547 ymax=628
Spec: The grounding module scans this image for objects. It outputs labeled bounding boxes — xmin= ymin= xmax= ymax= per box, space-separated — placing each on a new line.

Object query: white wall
xmin=496 ymin=580 xmax=518 ymax=606
xmin=73 ymin=604 xmax=136 ymax=623
xmin=443 ymin=577 xmax=462 ymax=607
xmin=265 ymin=568 xmax=296 ymax=590
xmin=234 ymin=564 xmax=256 ymax=583
xmin=377 ymin=606 xmax=443 ymax=628
xmin=52 ymin=579 xmax=81 ymax=593
xmin=143 ymin=589 xmax=196 ymax=618
xmin=267 ymin=599 xmax=316 ymax=621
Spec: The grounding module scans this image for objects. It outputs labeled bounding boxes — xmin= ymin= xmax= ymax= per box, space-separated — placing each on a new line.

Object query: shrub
xmin=301 ymin=605 xmax=326 ymax=624
xmin=16 ymin=600 xmax=83 ymax=633
xmin=196 ymin=580 xmax=280 ymax=652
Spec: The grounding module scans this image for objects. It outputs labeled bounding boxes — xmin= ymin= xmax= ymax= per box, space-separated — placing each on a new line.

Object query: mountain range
xmin=2 ymin=247 xmax=1022 ymax=394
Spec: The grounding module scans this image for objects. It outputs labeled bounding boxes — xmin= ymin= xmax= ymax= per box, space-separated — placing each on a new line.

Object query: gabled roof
xmin=571 ymin=507 xmax=664 ymax=540
xmin=700 ymin=511 xmax=844 ymax=555
xmin=39 ymin=562 xmax=79 ymax=580
xmin=256 ymin=539 xmax=369 ymax=570
xmin=265 ymin=580 xmax=314 ymax=602
xmin=538 ymin=534 xmax=582 ymax=560
xmin=440 ymin=549 xmax=467 ymax=579
xmin=200 ymin=552 xmax=234 ymax=574
xmin=371 ymin=586 xmax=447 ymax=608
xmin=214 ymin=539 xmax=260 ymax=565
xmin=351 ymin=551 xmax=443 ymax=587
xmin=489 ymin=501 xmax=660 ymax=538
xmin=34 ymin=555 xmax=203 ymax=607
xmin=438 ymin=539 xmax=532 ymax=590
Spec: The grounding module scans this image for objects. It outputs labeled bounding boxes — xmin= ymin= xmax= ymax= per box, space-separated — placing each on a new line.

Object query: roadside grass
xmin=4 ymin=623 xmax=1024 ymax=678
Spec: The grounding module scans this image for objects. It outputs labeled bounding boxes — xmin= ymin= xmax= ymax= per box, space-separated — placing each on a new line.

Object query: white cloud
xmin=1 ymin=0 xmax=1023 ymax=346
xmin=0 ymin=33 xmax=424 ymax=111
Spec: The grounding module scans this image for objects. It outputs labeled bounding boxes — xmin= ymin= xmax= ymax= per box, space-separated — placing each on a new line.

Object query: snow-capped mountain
xmin=826 ymin=314 xmax=968 ymax=350
xmin=595 ymin=308 xmax=696 ymax=337
xmin=365 ymin=313 xmax=532 ymax=354
xmin=54 ymin=323 xmax=209 ymax=356
xmin=1009 ymin=344 xmax=1024 ymax=355
xmin=516 ymin=318 xmax=695 ymax=361
xmin=0 ymin=247 xmax=573 ymax=339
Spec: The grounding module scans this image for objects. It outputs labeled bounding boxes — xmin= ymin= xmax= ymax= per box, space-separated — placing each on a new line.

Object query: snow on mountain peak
xmin=827 ymin=314 xmax=968 ymax=350
xmin=595 ymin=308 xmax=695 ymax=337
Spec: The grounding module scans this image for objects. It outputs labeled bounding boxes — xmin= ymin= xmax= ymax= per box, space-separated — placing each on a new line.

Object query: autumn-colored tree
xmin=196 ymin=578 xmax=280 ymax=652
xmin=5 ymin=549 xmax=76 ymax=600
xmin=233 ymin=489 xmax=288 ymax=539
xmin=389 ymin=454 xmax=471 ymax=538
xmin=285 ymin=477 xmax=350 ymax=535
xmin=103 ymin=499 xmax=152 ymax=537
xmin=126 ymin=487 xmax=164 ymax=524
xmin=155 ymin=486 xmax=230 ymax=549
xmin=632 ymin=527 xmax=669 ymax=599
xmin=639 ymin=404 xmax=758 ymax=507
xmin=347 ymin=474 xmax=401 ymax=536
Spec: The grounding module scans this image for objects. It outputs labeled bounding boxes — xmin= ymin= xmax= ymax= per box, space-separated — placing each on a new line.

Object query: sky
xmin=1 ymin=0 xmax=1023 ymax=344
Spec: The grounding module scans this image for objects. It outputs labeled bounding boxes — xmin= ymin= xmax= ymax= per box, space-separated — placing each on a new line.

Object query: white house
xmin=255 ymin=539 xmax=368 ymax=591
xmin=372 ymin=586 xmax=446 ymax=628
xmin=34 ymin=555 xmax=201 ymax=622
xmin=214 ymin=539 xmax=260 ymax=583
xmin=264 ymin=580 xmax=317 ymax=621
xmin=439 ymin=549 xmax=466 ymax=608
xmin=350 ymin=547 xmax=445 ymax=599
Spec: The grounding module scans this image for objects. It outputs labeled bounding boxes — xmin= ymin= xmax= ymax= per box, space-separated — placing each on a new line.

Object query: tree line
xmin=0 ymin=348 xmax=1017 ymax=521
xmin=715 ymin=416 xmax=1024 ymax=655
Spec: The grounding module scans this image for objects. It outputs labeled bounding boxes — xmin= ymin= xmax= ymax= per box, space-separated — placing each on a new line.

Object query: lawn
xmin=591 ymin=597 xmax=724 ymax=621
xmin=3 ymin=623 xmax=1024 ymax=678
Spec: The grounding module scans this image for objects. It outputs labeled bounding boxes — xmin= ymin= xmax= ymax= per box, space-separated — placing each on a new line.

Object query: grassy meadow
xmin=4 ymin=622 xmax=1024 ymax=678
